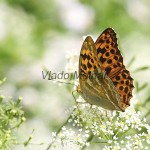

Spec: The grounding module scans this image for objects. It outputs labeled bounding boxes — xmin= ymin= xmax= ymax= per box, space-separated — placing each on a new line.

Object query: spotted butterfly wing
xmin=77 ymin=36 xmax=125 ymax=111
xmin=95 ymin=28 xmax=134 ymax=110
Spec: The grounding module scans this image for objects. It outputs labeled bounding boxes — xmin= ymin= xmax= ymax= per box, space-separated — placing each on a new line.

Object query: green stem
xmin=91 ymin=141 xmax=108 ymax=144
xmin=144 ymin=110 xmax=150 ymax=118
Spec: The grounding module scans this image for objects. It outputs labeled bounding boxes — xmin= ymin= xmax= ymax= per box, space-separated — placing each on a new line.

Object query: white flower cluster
xmin=51 ymin=102 xmax=150 ymax=149
xmin=50 ymin=53 xmax=150 ymax=149
xmin=51 ymin=126 xmax=90 ymax=149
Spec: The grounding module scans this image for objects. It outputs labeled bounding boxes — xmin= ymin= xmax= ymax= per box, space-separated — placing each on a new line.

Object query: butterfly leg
xmin=72 ymin=90 xmax=77 ymax=103
xmin=102 ymin=71 xmax=106 ymax=79
xmin=88 ymin=105 xmax=102 ymax=124
xmin=72 ymin=90 xmax=88 ymax=114
xmin=105 ymin=111 xmax=111 ymax=122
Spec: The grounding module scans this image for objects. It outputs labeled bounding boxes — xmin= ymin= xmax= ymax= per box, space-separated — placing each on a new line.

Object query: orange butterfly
xmin=77 ymin=28 xmax=134 ymax=111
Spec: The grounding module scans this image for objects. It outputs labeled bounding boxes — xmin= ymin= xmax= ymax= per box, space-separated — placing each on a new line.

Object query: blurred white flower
xmin=65 ymin=50 xmax=79 ymax=73
xmin=55 ymin=0 xmax=94 ymax=32
xmin=127 ymin=0 xmax=150 ymax=24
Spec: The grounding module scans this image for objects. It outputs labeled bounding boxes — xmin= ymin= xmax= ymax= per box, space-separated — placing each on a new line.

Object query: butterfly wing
xmin=78 ymin=36 xmax=101 ymax=83
xmin=78 ymin=36 xmax=124 ymax=111
xmin=95 ymin=28 xmax=134 ymax=110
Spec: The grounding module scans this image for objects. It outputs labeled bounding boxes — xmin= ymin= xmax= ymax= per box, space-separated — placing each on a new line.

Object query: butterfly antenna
xmin=49 ymin=78 xmax=75 ymax=86
xmin=72 ymin=90 xmax=77 ymax=103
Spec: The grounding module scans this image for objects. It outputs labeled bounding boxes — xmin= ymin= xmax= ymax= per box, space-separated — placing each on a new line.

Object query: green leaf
xmin=135 ymin=81 xmax=148 ymax=93
xmin=142 ymin=96 xmax=150 ymax=106
xmin=133 ymin=66 xmax=150 ymax=73
xmin=0 ymin=77 xmax=6 ymax=85
xmin=126 ymin=57 xmax=136 ymax=68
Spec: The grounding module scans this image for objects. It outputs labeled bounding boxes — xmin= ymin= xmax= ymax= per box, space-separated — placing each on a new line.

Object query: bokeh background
xmin=0 ymin=0 xmax=150 ymax=149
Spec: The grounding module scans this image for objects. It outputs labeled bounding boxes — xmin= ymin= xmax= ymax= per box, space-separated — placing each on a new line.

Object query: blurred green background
xmin=0 ymin=0 xmax=150 ymax=149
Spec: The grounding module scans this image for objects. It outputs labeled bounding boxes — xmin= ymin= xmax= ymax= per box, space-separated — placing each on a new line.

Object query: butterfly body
xmin=77 ymin=28 xmax=134 ymax=112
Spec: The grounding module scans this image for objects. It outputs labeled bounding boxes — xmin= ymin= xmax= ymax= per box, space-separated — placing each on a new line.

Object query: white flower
xmin=79 ymin=128 xmax=82 ymax=132
xmin=108 ymin=140 xmax=112 ymax=144
xmin=120 ymin=140 xmax=124 ymax=144
xmin=113 ymin=146 xmax=120 ymax=150
xmin=126 ymin=136 xmax=131 ymax=140
xmin=52 ymin=132 xmax=57 ymax=137
xmin=113 ymin=136 xmax=118 ymax=140
xmin=85 ymin=142 xmax=90 ymax=146
xmin=65 ymin=51 xmax=78 ymax=73
xmin=85 ymin=130 xmax=90 ymax=133
xmin=62 ymin=126 xmax=66 ymax=131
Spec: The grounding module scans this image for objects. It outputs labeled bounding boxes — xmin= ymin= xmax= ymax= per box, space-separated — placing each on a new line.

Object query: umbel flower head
xmin=49 ymin=51 xmax=150 ymax=150
xmin=51 ymin=102 xmax=150 ymax=149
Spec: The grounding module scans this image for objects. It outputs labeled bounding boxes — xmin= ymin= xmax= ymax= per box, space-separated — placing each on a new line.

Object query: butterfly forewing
xmin=78 ymin=36 xmax=101 ymax=82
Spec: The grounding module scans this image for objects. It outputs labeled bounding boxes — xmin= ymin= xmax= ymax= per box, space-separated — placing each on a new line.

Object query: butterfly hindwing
xmin=95 ymin=28 xmax=123 ymax=78
xmin=95 ymin=28 xmax=134 ymax=110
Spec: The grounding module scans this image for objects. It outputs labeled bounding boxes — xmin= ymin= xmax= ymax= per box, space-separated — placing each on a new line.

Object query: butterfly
xmin=77 ymin=28 xmax=134 ymax=112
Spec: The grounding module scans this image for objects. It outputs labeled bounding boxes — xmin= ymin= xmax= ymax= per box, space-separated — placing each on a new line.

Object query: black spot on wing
xmin=122 ymin=73 xmax=127 ymax=79
xmin=121 ymin=81 xmax=124 ymax=84
xmin=81 ymin=54 xmax=90 ymax=60
xmin=119 ymin=57 xmax=123 ymax=62
xmin=105 ymin=52 xmax=110 ymax=57
xmin=123 ymin=95 xmax=126 ymax=101
xmin=126 ymin=80 xmax=129 ymax=85
xmin=87 ymin=62 xmax=92 ymax=69
xmin=97 ymin=48 xmax=106 ymax=54
xmin=114 ymin=56 xmax=118 ymax=61
xmin=113 ymin=81 xmax=118 ymax=86
xmin=100 ymin=57 xmax=106 ymax=63
xmin=106 ymin=39 xmax=110 ymax=43
xmin=124 ymin=87 xmax=128 ymax=94
xmin=105 ymin=67 xmax=111 ymax=75
xmin=107 ymin=59 xmax=112 ymax=64
xmin=99 ymin=39 xmax=104 ymax=43
xmin=119 ymin=86 xmax=123 ymax=90
xmin=113 ymin=64 xmax=117 ymax=68
xmin=116 ymin=76 xmax=120 ymax=80
xmin=116 ymin=50 xmax=121 ymax=55
xmin=91 ymin=59 xmax=94 ymax=63
xmin=82 ymin=64 xmax=87 ymax=70
xmin=110 ymin=49 xmax=115 ymax=54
